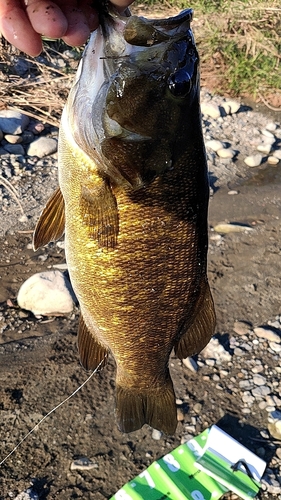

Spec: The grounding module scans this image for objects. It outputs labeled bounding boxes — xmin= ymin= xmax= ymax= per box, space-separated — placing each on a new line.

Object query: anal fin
xmin=33 ymin=187 xmax=65 ymax=250
xmin=78 ymin=314 xmax=108 ymax=371
xmin=174 ymin=280 xmax=216 ymax=359
xmin=116 ymin=376 xmax=177 ymax=435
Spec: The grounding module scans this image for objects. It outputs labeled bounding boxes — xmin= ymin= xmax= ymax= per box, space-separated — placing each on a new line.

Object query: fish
xmin=33 ymin=7 xmax=216 ymax=435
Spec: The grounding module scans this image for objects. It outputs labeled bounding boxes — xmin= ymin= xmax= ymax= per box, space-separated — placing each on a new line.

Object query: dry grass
xmin=0 ymin=39 xmax=79 ymax=128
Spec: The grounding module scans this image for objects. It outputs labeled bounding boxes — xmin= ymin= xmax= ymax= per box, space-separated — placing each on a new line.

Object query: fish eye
xmin=168 ymin=69 xmax=192 ymax=97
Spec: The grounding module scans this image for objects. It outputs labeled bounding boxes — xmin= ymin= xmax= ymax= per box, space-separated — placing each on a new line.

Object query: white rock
xmin=27 ymin=137 xmax=57 ymax=158
xmin=254 ymin=326 xmax=281 ymax=343
xmin=261 ymin=128 xmax=275 ymax=138
xmin=217 ymin=148 xmax=236 ymax=159
xmin=267 ymin=156 xmax=279 ymax=165
xmin=205 ymin=139 xmax=224 ymax=152
xmin=265 ymin=122 xmax=277 ymax=132
xmin=214 ymin=222 xmax=253 ymax=233
xmin=228 ymin=190 xmax=239 ymax=195
xmin=244 ymin=154 xmax=263 ymax=167
xmin=272 ymin=149 xmax=281 ymax=159
xmin=262 ymin=135 xmax=275 ymax=145
xmin=4 ymin=134 xmax=23 ymax=144
xmin=0 ymin=110 xmax=30 ymax=134
xmin=152 ymin=428 xmax=162 ymax=440
xmin=17 ymin=270 xmax=75 ymax=316
xmin=257 ymin=143 xmax=272 ymax=155
xmin=223 ymin=100 xmax=240 ymax=114
xmin=201 ymin=102 xmax=221 ymax=119
xmin=201 ymin=338 xmax=231 ymax=363
xmin=182 ymin=356 xmax=198 ymax=372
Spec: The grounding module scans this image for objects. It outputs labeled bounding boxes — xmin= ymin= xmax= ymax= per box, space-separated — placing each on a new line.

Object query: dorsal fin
xmin=33 ymin=187 xmax=65 ymax=250
xmin=78 ymin=314 xmax=108 ymax=371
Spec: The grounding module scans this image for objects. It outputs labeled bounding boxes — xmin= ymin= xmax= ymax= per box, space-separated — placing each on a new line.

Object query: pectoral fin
xmin=33 ymin=187 xmax=65 ymax=251
xmin=78 ymin=314 xmax=108 ymax=371
xmin=175 ymin=280 xmax=216 ymax=359
xmin=80 ymin=178 xmax=119 ymax=249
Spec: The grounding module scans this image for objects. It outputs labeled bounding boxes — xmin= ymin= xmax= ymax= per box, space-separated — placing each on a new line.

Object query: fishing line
xmin=0 ymin=361 xmax=103 ymax=467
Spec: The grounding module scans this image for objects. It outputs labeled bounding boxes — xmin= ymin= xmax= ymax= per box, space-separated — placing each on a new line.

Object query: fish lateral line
xmin=0 ymin=361 xmax=103 ymax=467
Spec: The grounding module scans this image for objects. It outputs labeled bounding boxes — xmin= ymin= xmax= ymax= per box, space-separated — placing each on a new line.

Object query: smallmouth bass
xmin=34 ymin=8 xmax=216 ymax=435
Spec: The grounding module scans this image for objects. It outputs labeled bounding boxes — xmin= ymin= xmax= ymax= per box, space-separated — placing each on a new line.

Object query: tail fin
xmin=116 ymin=377 xmax=177 ymax=435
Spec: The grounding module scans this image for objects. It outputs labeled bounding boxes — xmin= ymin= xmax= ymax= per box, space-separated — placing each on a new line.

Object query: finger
xmin=79 ymin=0 xmax=99 ymax=32
xmin=25 ymin=0 xmax=68 ymax=38
xmin=55 ymin=0 xmax=97 ymax=47
xmin=61 ymin=7 xmax=90 ymax=46
xmin=0 ymin=0 xmax=42 ymax=56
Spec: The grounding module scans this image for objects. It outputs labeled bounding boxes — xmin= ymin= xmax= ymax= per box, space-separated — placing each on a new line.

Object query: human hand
xmin=0 ymin=0 xmax=135 ymax=56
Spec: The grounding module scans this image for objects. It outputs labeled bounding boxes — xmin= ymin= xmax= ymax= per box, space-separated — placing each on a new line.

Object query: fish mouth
xmin=66 ymin=7 xmax=198 ymax=188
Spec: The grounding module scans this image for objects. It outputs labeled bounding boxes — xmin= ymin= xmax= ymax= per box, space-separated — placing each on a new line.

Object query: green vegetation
xmin=135 ymin=0 xmax=281 ymax=103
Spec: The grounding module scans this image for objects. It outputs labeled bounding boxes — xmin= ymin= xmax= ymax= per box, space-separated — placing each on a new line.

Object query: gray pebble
xmin=269 ymin=342 xmax=281 ymax=352
xmin=242 ymin=392 xmax=255 ymax=404
xmin=252 ymin=385 xmax=271 ymax=398
xmin=253 ymin=374 xmax=267 ymax=386
xmin=254 ymin=326 xmax=281 ymax=343
xmin=27 ymin=137 xmax=58 ymax=158
xmin=152 ymin=428 xmax=162 ymax=440
xmin=0 ymin=110 xmax=30 ymax=134
xmin=3 ymin=143 xmax=25 ymax=155
xmin=234 ymin=347 xmax=245 ymax=356
xmin=233 ymin=320 xmax=252 ymax=335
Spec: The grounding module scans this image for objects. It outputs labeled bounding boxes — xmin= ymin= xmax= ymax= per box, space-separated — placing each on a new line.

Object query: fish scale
xmin=33 ymin=8 xmax=216 ymax=435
